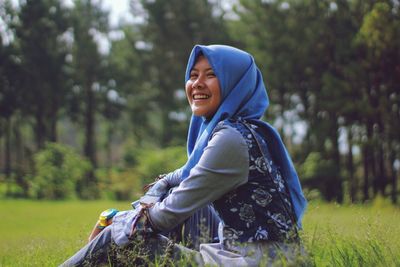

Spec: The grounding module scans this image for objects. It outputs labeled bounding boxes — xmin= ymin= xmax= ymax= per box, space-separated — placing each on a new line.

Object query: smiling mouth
xmin=193 ymin=94 xmax=210 ymax=100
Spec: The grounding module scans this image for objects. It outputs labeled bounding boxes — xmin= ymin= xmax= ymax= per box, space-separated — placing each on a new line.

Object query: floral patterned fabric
xmin=213 ymin=118 xmax=298 ymax=247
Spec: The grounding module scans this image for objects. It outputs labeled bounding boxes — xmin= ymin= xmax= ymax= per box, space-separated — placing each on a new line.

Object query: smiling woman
xmin=60 ymin=45 xmax=307 ymax=267
xmin=186 ymin=55 xmax=221 ymax=119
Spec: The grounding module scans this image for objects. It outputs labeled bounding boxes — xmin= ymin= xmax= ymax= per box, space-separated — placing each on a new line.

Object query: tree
xmin=233 ymin=0 xmax=400 ymax=203
xmin=14 ymin=0 xmax=70 ymax=149
xmin=355 ymin=1 xmax=400 ymax=202
xmin=107 ymin=25 xmax=155 ymax=146
xmin=129 ymin=0 xmax=232 ymax=146
xmin=2 ymin=0 xmax=71 ymax=196
xmin=69 ymin=0 xmax=109 ymax=198
xmin=0 ymin=40 xmax=21 ymax=194
xmin=0 ymin=2 xmax=20 ymax=183
xmin=233 ymin=0 xmax=351 ymax=201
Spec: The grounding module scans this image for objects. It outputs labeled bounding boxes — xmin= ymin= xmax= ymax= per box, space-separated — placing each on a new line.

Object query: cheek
xmin=185 ymin=82 xmax=192 ymax=102
xmin=210 ymin=82 xmax=221 ymax=101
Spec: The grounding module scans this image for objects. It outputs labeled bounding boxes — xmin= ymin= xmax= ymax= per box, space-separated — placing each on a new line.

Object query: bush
xmin=97 ymin=167 xmax=142 ymax=200
xmin=30 ymin=142 xmax=92 ymax=200
xmin=136 ymin=146 xmax=187 ymax=186
xmin=94 ymin=146 xmax=187 ymax=200
xmin=299 ymin=152 xmax=339 ymax=201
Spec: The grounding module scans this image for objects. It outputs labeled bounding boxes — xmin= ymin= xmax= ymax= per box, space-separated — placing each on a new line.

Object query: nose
xmin=192 ymin=75 xmax=205 ymax=90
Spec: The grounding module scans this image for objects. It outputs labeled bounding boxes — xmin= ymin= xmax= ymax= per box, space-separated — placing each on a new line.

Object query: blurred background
xmin=0 ymin=0 xmax=399 ymax=204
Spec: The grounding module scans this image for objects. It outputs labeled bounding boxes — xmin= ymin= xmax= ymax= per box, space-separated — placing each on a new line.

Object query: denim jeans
xmin=59 ymin=205 xmax=220 ymax=266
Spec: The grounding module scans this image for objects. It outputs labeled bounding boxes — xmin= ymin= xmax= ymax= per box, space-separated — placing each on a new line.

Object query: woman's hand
xmin=88 ymin=220 xmax=108 ymax=242
xmin=129 ymin=204 xmax=154 ymax=238
xmin=87 ymin=208 xmax=118 ymax=242
xmin=140 ymin=178 xmax=169 ymax=205
xmin=142 ymin=174 xmax=168 ymax=192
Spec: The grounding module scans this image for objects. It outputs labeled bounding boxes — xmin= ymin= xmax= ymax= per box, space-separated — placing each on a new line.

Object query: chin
xmin=192 ymin=108 xmax=204 ymax=117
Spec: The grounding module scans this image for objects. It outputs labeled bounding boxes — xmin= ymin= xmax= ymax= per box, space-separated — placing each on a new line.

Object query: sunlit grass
xmin=302 ymin=200 xmax=400 ymax=267
xmin=0 ymin=200 xmax=131 ymax=266
xmin=1 ymin=199 xmax=399 ymax=266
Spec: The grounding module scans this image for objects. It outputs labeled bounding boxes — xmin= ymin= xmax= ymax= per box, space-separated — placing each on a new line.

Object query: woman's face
xmin=186 ymin=55 xmax=221 ymax=119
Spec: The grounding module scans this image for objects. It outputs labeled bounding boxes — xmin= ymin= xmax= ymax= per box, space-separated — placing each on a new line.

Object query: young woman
xmin=60 ymin=45 xmax=307 ymax=266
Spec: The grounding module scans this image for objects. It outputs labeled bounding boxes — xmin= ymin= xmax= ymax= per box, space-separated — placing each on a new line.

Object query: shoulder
xmin=200 ymin=120 xmax=249 ymax=171
xmin=208 ymin=119 xmax=248 ymax=154
xmin=212 ymin=118 xmax=250 ymax=141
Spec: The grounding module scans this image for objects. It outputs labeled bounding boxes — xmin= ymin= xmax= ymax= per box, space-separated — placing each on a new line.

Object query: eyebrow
xmin=191 ymin=67 xmax=214 ymax=72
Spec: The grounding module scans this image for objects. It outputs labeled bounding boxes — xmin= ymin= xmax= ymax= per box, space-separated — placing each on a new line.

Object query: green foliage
xmin=136 ymin=146 xmax=187 ymax=185
xmin=356 ymin=2 xmax=398 ymax=56
xmin=96 ymin=146 xmax=186 ymax=200
xmin=69 ymin=0 xmax=110 ymax=170
xmin=300 ymin=152 xmax=339 ymax=201
xmin=123 ymin=145 xmax=138 ymax=168
xmin=127 ymin=0 xmax=232 ymax=146
xmin=31 ymin=142 xmax=92 ymax=199
xmin=1 ymin=0 xmax=400 ymax=204
xmin=301 ymin=152 xmax=336 ymax=181
xmin=14 ymin=0 xmax=70 ymax=148
xmin=97 ymin=167 xmax=142 ymax=201
xmin=303 ymin=188 xmax=323 ymax=202
xmin=371 ymin=194 xmax=393 ymax=211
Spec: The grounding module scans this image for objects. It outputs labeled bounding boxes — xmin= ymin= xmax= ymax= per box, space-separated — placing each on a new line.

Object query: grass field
xmin=0 ymin=199 xmax=399 ymax=266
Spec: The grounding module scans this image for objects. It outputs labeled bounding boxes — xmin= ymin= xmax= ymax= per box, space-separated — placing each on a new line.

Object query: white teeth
xmin=193 ymin=94 xmax=209 ymax=100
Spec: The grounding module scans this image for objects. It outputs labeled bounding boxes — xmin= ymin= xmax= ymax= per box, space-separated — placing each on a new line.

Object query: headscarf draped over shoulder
xmin=180 ymin=44 xmax=307 ymax=227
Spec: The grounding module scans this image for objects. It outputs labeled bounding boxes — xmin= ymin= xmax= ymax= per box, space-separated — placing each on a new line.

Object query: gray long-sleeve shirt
xmin=148 ymin=123 xmax=250 ymax=231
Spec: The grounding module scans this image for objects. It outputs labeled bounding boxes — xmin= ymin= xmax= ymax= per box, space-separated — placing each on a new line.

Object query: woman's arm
xmin=148 ymin=124 xmax=249 ymax=231
xmin=139 ymin=165 xmax=183 ymax=206
xmin=163 ymin=168 xmax=183 ymax=187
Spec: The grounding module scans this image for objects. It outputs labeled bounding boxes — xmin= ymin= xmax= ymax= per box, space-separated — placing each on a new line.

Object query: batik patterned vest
xmin=212 ymin=118 xmax=298 ymax=247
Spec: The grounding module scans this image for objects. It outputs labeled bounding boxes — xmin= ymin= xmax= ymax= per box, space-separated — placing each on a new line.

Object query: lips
xmin=193 ymin=94 xmax=210 ymax=100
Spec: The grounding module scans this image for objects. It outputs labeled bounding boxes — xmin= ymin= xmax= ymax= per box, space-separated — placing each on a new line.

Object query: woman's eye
xmin=207 ymin=72 xmax=216 ymax=78
xmin=190 ymin=73 xmax=198 ymax=80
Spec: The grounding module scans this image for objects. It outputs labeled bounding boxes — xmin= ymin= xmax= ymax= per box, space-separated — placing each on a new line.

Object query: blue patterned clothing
xmin=148 ymin=117 xmax=298 ymax=247
xmin=213 ymin=118 xmax=297 ymax=247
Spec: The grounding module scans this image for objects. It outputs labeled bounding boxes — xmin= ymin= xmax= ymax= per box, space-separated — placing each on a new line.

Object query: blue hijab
xmin=180 ymin=45 xmax=306 ymax=227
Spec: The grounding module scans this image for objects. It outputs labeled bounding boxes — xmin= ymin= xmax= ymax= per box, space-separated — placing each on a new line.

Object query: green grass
xmin=0 ymin=200 xmax=399 ymax=266
xmin=301 ymin=200 xmax=400 ymax=267
xmin=0 ymin=200 xmax=132 ymax=266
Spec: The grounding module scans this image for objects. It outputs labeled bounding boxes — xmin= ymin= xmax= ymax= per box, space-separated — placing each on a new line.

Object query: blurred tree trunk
xmin=105 ymin=124 xmax=113 ymax=170
xmin=347 ymin=127 xmax=356 ymax=202
xmin=13 ymin=118 xmax=23 ymax=172
xmin=4 ymin=117 xmax=11 ymax=195
xmin=389 ymin=150 xmax=398 ymax=204
xmin=330 ymin=117 xmax=343 ymax=202
xmin=84 ymin=79 xmax=96 ymax=168
xmin=34 ymin=108 xmax=46 ymax=150
xmin=50 ymin=91 xmax=58 ymax=143
xmin=366 ymin=119 xmax=378 ymax=196
xmin=362 ymin=144 xmax=370 ymax=202
xmin=377 ymin=140 xmax=387 ymax=195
